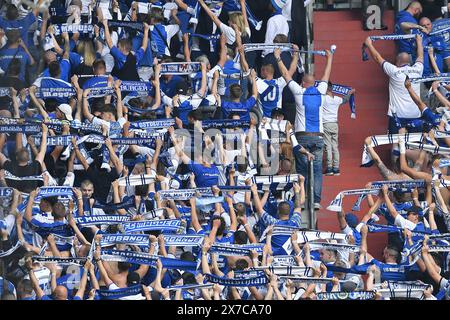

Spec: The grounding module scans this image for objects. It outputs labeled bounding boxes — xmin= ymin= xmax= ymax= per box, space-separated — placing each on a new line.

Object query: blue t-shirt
xmin=221 ymin=96 xmax=256 ymax=121
xmin=82 ymin=75 xmax=109 ymax=89
xmin=110 ymin=46 xmax=145 ymax=70
xmin=0 ymin=46 xmax=31 ymax=81
xmin=41 ymin=58 xmax=71 ymax=82
xmin=160 ymin=75 xmax=184 ymax=98
xmin=394 ymin=11 xmax=418 ymax=54
xmin=132 ymin=33 xmax=153 ymax=67
xmin=188 ymin=161 xmax=220 ymax=187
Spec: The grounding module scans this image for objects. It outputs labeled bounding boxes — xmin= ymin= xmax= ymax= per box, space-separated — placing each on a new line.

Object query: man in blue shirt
xmin=274 ymin=48 xmax=333 ymax=208
xmin=394 ymin=1 xmax=425 ymax=55
xmin=102 ymin=19 xmax=150 ymax=81
xmin=0 ymin=29 xmax=34 ymax=83
xmin=168 ymin=126 xmax=220 ymax=188
xmin=0 ymin=2 xmax=43 ymax=47
xmin=215 ymin=69 xmax=258 ymax=121
xmin=40 ymin=32 xmax=71 ymax=82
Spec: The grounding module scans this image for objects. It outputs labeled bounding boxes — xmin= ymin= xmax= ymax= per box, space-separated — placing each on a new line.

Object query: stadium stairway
xmin=312 ymin=9 xmax=397 ymax=260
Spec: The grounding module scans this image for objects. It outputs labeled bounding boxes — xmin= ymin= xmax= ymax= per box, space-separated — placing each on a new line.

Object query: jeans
xmin=294 ymin=134 xmax=324 ymax=203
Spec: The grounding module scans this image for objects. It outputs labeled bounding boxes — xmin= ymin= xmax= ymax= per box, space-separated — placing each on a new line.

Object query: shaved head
xmin=407 ymin=1 xmax=422 ymax=18
xmin=396 ymin=52 xmax=410 ymax=66
xmin=419 ymin=17 xmax=432 ymax=33
xmin=302 ymin=74 xmax=315 ymax=88
xmin=53 ymin=286 xmax=68 ymax=300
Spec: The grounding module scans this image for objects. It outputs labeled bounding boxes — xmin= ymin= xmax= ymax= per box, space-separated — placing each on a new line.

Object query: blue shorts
xmin=421 ymin=108 xmax=441 ymax=126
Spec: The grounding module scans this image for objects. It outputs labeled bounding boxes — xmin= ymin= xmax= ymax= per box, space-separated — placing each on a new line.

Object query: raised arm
xmin=321 ymin=49 xmax=333 ymax=82
xmin=102 ymin=19 xmax=114 ymax=49
xmin=197 ymin=0 xmax=223 ymax=29
xmin=35 ymin=124 xmax=48 ymax=166
xmin=364 ymin=37 xmax=385 ymax=66
xmin=141 ymin=23 xmax=150 ymax=52
xmin=274 ymin=48 xmax=292 ymax=83
xmin=415 ymin=34 xmax=424 ymax=64
xmin=404 ymin=77 xmax=427 ymax=112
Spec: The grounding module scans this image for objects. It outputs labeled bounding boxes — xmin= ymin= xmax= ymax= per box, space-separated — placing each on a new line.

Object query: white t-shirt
xmin=322 ymin=95 xmax=344 ymax=123
xmin=219 ymin=23 xmax=251 ymax=45
xmin=263 ymin=14 xmax=289 ymax=56
xmin=382 ymin=61 xmax=423 ymax=118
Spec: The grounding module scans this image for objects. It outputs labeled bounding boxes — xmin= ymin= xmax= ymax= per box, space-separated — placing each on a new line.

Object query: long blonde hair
xmin=229 ymin=13 xmax=248 ymax=38
xmin=77 ymin=40 xmax=96 ymax=67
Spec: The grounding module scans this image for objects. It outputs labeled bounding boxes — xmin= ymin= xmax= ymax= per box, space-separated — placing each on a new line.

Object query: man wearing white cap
xmin=263 ymin=0 xmax=289 ymax=57
xmin=56 ymin=103 xmax=73 ymax=121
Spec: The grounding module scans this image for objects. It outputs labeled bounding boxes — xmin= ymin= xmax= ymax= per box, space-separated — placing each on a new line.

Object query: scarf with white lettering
xmin=314 ymin=81 xmax=356 ymax=118
xmin=259 ymin=118 xmax=287 ymax=143
xmin=0 ymin=124 xmax=42 ymax=134
xmin=362 ymin=34 xmax=416 ymax=61
xmin=428 ymin=245 xmax=450 ymax=252
xmin=34 ymin=187 xmax=74 ymax=202
xmin=167 ymin=283 xmax=213 ymax=291
xmin=99 ymin=234 xmax=151 ymax=247
xmin=130 ymin=119 xmax=176 ymax=130
xmin=74 ymin=215 xmax=131 ymax=226
xmin=327 ymin=188 xmax=379 ymax=212
xmin=202 ymin=119 xmax=250 ymax=129
xmin=53 ymin=23 xmax=94 ymax=35
xmin=97 ymin=285 xmax=143 ymax=300
xmin=409 ymin=73 xmax=450 ymax=83
xmin=361 ymin=132 xmax=424 ymax=167
xmin=209 ymin=243 xmax=264 ymax=256
xmin=158 ymin=188 xmax=214 ymax=200
xmin=4 ymin=171 xmax=44 ymax=183
xmin=242 ymin=43 xmax=333 ymax=56
xmin=160 ymin=62 xmax=201 ymax=75
xmin=367 ymin=223 xmax=431 ymax=237
xmin=317 ymin=291 xmax=376 ymax=300
xmin=107 ymin=20 xmax=144 ymax=32
xmin=32 ymin=256 xmax=87 ymax=265
xmin=308 ymin=242 xmax=360 ymax=253
xmin=204 ymin=272 xmax=268 ymax=287
xmin=272 ymin=255 xmax=297 ymax=266
xmin=122 ymin=219 xmax=182 ymax=233
xmin=278 ymin=276 xmax=334 ymax=284
xmin=162 ymin=235 xmax=204 ymax=247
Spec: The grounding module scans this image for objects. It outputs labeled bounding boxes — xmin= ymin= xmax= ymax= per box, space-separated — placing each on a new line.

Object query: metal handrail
xmin=307 ymin=158 xmax=316 ymax=229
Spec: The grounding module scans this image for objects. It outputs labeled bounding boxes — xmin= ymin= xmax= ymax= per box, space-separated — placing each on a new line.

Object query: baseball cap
xmin=126 ymin=271 xmax=141 ymax=286
xmin=57 ymin=104 xmax=73 ymax=121
xmin=341 ymin=276 xmax=360 ymax=292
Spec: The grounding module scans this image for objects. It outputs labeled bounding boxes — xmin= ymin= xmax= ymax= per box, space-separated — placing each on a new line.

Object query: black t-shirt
xmin=419 ymin=0 xmax=444 ymax=21
xmin=87 ymin=164 xmax=120 ymax=203
xmin=3 ymin=159 xmax=43 ymax=192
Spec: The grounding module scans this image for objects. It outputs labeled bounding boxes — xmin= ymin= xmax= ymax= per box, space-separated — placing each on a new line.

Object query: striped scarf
xmin=167 ymin=283 xmax=213 ymax=291
xmin=130 ymin=119 xmax=176 ymax=130
xmin=107 ymin=20 xmax=144 ymax=32
xmin=375 ymin=288 xmax=424 ymax=300
xmin=252 ymin=266 xmax=314 ymax=277
xmin=410 ymin=73 xmax=450 ymax=83
xmin=4 ymin=171 xmax=44 ymax=182
xmin=362 ymin=34 xmax=417 ymax=61
xmin=361 ymin=132 xmax=424 ymax=167
xmin=252 ymin=174 xmax=300 ymax=191
xmin=406 ymin=141 xmax=450 ymax=155
xmin=117 ymin=174 xmax=155 ymax=187
xmin=158 ymin=188 xmax=214 ymax=200
xmin=367 ymin=223 xmax=431 ymax=237
xmin=0 ymin=241 xmax=22 ymax=258
xmin=308 ymin=242 xmax=360 ymax=253
xmin=327 ymin=188 xmax=379 ymax=212
xmin=259 ymin=118 xmax=288 ymax=143
xmin=278 ymin=276 xmax=334 ymax=284
xmin=53 ymin=23 xmax=94 ymax=35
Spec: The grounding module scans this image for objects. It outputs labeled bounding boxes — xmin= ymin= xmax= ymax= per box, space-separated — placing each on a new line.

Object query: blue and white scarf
xmin=53 ymin=23 xmax=94 ymax=35
xmin=32 ymin=256 xmax=87 ymax=265
xmin=160 ymin=62 xmax=201 ymax=75
xmin=100 ymin=249 xmax=198 ymax=271
xmin=130 ymin=119 xmax=176 ymax=130
xmin=317 ymin=291 xmax=375 ymax=300
xmin=361 ymin=132 xmax=424 ymax=167
xmin=315 ymin=81 xmax=356 ymax=118
xmin=74 ymin=215 xmax=131 ymax=226
xmin=0 ymin=124 xmax=41 ymax=134
xmin=107 ymin=20 xmax=144 ymax=32
xmin=122 ymin=219 xmax=182 ymax=233
xmin=162 ymin=235 xmax=204 ymax=247
xmin=308 ymin=242 xmax=360 ymax=253
xmin=117 ymin=174 xmax=155 ymax=187
xmin=100 ymin=234 xmax=151 ymax=247
xmin=367 ymin=223 xmax=431 ymax=237
xmin=202 ymin=119 xmax=250 ymax=129
xmin=209 ymin=243 xmax=264 ymax=256
xmin=204 ymin=272 xmax=268 ymax=287
xmin=252 ymin=174 xmax=300 ymax=191
xmin=253 ymin=266 xmax=314 ymax=277
xmin=97 ymin=285 xmax=143 ymax=300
